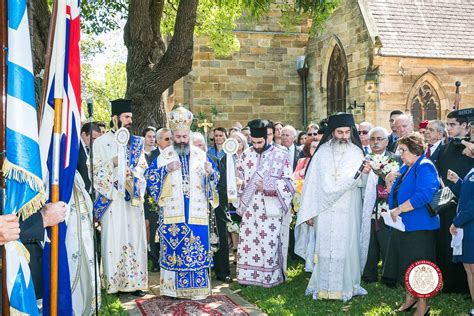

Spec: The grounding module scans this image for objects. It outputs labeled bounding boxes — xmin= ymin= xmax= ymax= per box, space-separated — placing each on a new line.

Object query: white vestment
xmin=66 ymin=171 xmax=100 ymax=315
xmin=295 ymin=140 xmax=368 ymax=301
xmin=92 ymin=131 xmax=148 ymax=294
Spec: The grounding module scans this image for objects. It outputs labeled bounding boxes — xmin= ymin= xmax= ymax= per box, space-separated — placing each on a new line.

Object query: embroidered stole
xmin=157 ymin=146 xmax=208 ymax=225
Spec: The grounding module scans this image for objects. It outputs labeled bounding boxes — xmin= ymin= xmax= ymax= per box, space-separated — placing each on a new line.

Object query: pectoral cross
xmin=332 ymin=171 xmax=341 ymax=181
xmin=198 ymin=119 xmax=213 ymax=144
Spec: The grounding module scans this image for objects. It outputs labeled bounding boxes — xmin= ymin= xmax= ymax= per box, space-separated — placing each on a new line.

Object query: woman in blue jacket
xmin=386 ymin=134 xmax=440 ymax=316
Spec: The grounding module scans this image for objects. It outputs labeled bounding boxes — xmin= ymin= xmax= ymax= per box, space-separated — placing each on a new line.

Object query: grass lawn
xmin=231 ymin=259 xmax=471 ymax=315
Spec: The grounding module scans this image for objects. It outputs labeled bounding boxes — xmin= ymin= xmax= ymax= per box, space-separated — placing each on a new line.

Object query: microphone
xmin=354 ymin=154 xmax=371 ymax=179
xmin=86 ymin=98 xmax=93 ymax=118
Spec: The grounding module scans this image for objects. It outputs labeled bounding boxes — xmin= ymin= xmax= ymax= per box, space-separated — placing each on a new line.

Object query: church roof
xmin=360 ymin=0 xmax=474 ymax=59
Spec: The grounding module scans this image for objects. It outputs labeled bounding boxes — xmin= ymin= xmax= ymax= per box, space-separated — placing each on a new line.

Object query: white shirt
xmin=287 ymin=144 xmax=296 ymax=166
xmin=363 ymin=145 xmax=372 ymax=155
xmin=427 ymin=140 xmax=442 ymax=155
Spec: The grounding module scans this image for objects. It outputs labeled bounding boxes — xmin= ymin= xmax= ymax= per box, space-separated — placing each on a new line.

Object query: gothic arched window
xmin=410 ymin=82 xmax=441 ymax=128
xmin=327 ymin=45 xmax=347 ymax=115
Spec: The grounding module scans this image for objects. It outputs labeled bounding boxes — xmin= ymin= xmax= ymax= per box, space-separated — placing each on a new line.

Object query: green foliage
xmin=81 ymin=63 xmax=127 ymax=124
xmin=80 ymin=35 xmax=105 ymax=62
xmin=99 ymin=292 xmax=127 ymax=315
xmin=81 ymin=0 xmax=128 ymax=35
xmin=78 ymin=1 xmax=339 ymax=58
xmin=232 ymin=259 xmax=471 ymax=315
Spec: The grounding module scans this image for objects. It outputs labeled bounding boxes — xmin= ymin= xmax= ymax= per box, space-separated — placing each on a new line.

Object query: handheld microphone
xmin=354 ymin=154 xmax=371 ymax=179
xmin=86 ymin=98 xmax=93 ymax=118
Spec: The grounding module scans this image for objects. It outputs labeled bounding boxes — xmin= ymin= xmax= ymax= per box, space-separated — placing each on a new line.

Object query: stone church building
xmin=173 ymin=0 xmax=474 ymax=129
xmin=307 ymin=0 xmax=474 ymax=128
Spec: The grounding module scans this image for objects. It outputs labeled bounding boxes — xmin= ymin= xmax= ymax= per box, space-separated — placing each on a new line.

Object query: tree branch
xmin=143 ymin=0 xmax=198 ymax=94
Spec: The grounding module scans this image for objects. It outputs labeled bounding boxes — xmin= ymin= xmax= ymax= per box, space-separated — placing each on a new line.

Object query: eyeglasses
xmin=358 ymin=130 xmax=369 ymax=135
xmin=369 ymin=137 xmax=386 ymax=142
xmin=307 ymin=133 xmax=318 ymax=136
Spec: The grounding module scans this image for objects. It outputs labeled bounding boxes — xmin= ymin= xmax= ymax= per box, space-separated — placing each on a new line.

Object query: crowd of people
xmin=0 ymin=98 xmax=473 ymax=315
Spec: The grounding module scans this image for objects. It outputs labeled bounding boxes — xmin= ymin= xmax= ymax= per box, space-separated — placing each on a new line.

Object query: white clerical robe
xmin=236 ymin=145 xmax=295 ymax=287
xmin=66 ymin=171 xmax=100 ymax=315
xmin=92 ymin=131 xmax=148 ymax=294
xmin=295 ymin=140 xmax=368 ymax=302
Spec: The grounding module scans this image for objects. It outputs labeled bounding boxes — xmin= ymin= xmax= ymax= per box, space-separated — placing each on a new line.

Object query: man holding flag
xmin=3 ymin=0 xmax=67 ymax=314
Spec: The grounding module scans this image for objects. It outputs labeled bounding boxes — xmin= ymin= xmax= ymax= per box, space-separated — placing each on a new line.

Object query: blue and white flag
xmin=3 ymin=0 xmax=46 ymax=314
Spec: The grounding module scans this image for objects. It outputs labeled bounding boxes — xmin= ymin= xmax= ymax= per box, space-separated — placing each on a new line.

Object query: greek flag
xmin=3 ymin=0 xmax=46 ymax=314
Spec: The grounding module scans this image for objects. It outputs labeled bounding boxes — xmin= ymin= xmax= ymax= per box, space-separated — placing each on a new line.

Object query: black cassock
xmin=435 ymin=141 xmax=474 ymax=294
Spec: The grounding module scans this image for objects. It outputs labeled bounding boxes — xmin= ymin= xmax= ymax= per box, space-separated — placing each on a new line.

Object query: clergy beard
xmin=333 ymin=137 xmax=351 ymax=145
xmin=254 ymin=143 xmax=267 ymax=154
xmin=174 ymin=142 xmax=190 ymax=156
xmin=331 ymin=138 xmax=351 ymax=151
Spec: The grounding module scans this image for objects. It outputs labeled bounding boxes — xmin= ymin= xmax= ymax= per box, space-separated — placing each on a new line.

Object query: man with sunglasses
xmin=142 ymin=127 xmax=172 ymax=272
xmin=358 ymin=122 xmax=373 ymax=154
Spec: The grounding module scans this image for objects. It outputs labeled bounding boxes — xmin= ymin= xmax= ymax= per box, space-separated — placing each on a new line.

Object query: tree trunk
xmin=28 ymin=0 xmax=50 ymax=108
xmin=124 ymin=0 xmax=198 ymax=133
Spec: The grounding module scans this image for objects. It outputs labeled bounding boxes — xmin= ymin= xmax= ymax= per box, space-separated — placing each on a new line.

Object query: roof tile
xmin=367 ymin=0 xmax=474 ymax=59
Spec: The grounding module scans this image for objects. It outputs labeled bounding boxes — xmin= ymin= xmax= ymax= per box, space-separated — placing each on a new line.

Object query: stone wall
xmin=305 ymin=0 xmax=373 ymax=125
xmin=374 ymin=56 xmax=474 ymax=127
xmin=173 ymin=5 xmax=310 ymax=129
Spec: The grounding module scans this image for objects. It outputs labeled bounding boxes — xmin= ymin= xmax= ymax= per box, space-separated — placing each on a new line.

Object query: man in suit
xmin=267 ymin=121 xmax=286 ymax=151
xmin=281 ymin=125 xmax=301 ymax=171
xmin=387 ymin=110 xmax=403 ymax=147
xmin=20 ymin=202 xmax=67 ymax=300
xmin=143 ymin=127 xmax=172 ymax=272
xmin=435 ymin=108 xmax=474 ymax=294
xmin=362 ymin=127 xmax=401 ymax=285
xmin=388 ymin=114 xmax=414 ymax=153
xmin=424 ymin=120 xmax=445 ymax=163
xmin=79 ymin=122 xmax=102 ymax=193
xmin=358 ymin=121 xmax=373 ymax=155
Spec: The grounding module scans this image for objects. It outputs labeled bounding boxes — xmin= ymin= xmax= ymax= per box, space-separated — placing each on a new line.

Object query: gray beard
xmin=173 ymin=142 xmax=190 ymax=156
xmin=331 ymin=138 xmax=351 ymax=151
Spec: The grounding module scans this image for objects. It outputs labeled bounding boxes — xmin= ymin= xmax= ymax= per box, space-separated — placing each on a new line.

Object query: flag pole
xmin=0 ymin=0 xmax=10 ymax=313
xmin=49 ymin=0 xmax=66 ymax=314
xmin=50 ymin=99 xmax=62 ymax=316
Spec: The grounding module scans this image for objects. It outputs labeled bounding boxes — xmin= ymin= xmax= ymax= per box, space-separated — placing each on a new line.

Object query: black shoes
xmin=130 ymin=290 xmax=147 ymax=297
xmin=396 ymin=300 xmax=417 ymax=312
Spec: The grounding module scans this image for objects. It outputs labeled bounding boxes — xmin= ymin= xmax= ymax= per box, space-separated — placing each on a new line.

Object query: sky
xmin=86 ymin=25 xmax=127 ymax=80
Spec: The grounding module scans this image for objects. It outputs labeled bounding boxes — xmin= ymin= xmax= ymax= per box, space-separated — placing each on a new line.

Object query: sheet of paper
xmin=381 ymin=211 xmax=405 ymax=232
xmin=451 ymin=228 xmax=464 ymax=256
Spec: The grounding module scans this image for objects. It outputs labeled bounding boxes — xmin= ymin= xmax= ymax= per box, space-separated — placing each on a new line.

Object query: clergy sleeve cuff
xmin=263 ymin=190 xmax=278 ymax=197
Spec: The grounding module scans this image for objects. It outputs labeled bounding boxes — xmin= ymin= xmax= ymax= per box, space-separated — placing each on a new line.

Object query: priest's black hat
xmin=247 ymin=119 xmax=270 ymax=138
xmin=327 ymin=113 xmax=356 ymax=131
xmin=111 ymin=98 xmax=133 ymax=116
xmin=448 ymin=107 xmax=474 ymax=122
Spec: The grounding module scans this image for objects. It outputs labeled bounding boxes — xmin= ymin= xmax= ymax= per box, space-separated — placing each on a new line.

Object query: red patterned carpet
xmin=135 ymin=294 xmax=250 ymax=316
